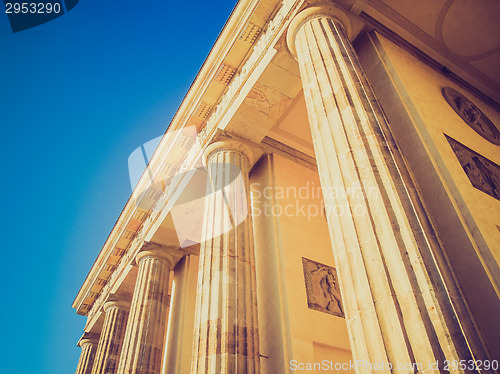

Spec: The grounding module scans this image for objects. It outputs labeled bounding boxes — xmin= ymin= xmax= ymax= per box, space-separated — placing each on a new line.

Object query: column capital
xmin=286 ymin=5 xmax=354 ymax=58
xmin=103 ymin=299 xmax=130 ymax=313
xmin=203 ymin=136 xmax=259 ymax=166
xmin=78 ymin=333 xmax=99 ymax=347
xmin=135 ymin=241 xmax=182 ymax=268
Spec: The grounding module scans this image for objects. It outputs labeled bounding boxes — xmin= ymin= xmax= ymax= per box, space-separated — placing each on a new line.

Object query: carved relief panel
xmin=443 ymin=87 xmax=500 ymax=145
xmin=447 ymin=136 xmax=500 ymax=200
xmin=302 ymin=257 xmax=344 ymax=317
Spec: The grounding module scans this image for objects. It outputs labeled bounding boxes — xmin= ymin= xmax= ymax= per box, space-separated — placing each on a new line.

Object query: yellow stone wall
xmin=251 ymin=154 xmax=352 ymax=373
xmin=378 ymin=34 xmax=500 ymax=260
xmin=356 ymin=31 xmax=500 ymax=356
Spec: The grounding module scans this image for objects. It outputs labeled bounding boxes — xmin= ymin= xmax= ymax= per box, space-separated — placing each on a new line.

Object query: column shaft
xmin=91 ymin=302 xmax=129 ymax=374
xmin=163 ymin=255 xmax=199 ymax=374
xmin=292 ymin=13 xmax=473 ymax=374
xmin=76 ymin=340 xmax=97 ymax=374
xmin=117 ymin=249 xmax=176 ymax=374
xmin=191 ymin=144 xmax=260 ymax=374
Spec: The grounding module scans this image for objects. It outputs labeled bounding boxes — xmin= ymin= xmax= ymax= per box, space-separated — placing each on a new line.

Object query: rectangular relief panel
xmin=446 ymin=135 xmax=500 ymax=201
xmin=302 ymin=257 xmax=344 ymax=318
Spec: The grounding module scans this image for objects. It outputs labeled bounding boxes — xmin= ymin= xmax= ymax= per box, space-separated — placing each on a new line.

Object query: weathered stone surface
xmin=91 ymin=301 xmax=130 ymax=374
xmin=191 ymin=140 xmax=260 ymax=374
xmin=116 ymin=246 xmax=181 ymax=374
xmin=76 ymin=336 xmax=98 ymax=374
xmin=443 ymin=87 xmax=500 ymax=145
xmin=302 ymin=257 xmax=344 ymax=317
xmin=289 ymin=6 xmax=474 ymax=373
xmin=447 ymin=136 xmax=500 ymax=200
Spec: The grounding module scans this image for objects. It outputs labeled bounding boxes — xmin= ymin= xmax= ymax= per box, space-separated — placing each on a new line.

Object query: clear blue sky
xmin=0 ymin=1 xmax=236 ymax=372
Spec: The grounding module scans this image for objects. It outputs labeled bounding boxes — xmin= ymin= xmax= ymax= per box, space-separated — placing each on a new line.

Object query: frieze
xmin=204 ymin=0 xmax=294 ymax=135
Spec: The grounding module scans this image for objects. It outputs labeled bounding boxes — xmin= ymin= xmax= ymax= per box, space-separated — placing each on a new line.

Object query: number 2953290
xmin=5 ymin=2 xmax=62 ymax=14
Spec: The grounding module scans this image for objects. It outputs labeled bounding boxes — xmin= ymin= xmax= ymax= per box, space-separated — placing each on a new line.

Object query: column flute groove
xmin=191 ymin=140 xmax=260 ymax=374
xmin=76 ymin=336 xmax=98 ymax=374
xmin=91 ymin=300 xmax=130 ymax=374
xmin=116 ymin=245 xmax=181 ymax=374
xmin=287 ymin=6 xmax=475 ymax=374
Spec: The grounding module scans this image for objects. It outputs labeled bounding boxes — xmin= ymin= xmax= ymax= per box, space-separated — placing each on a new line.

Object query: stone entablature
xmin=73 ymin=0 xmax=290 ymax=318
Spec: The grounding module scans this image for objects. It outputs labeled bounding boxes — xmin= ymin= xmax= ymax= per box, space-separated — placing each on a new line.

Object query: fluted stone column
xmin=287 ymin=6 xmax=473 ymax=374
xmin=76 ymin=335 xmax=98 ymax=374
xmin=117 ymin=244 xmax=181 ymax=374
xmin=91 ymin=300 xmax=130 ymax=374
xmin=191 ymin=140 xmax=260 ymax=374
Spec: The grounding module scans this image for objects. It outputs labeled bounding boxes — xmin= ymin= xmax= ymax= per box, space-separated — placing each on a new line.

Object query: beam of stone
xmin=91 ymin=300 xmax=130 ymax=374
xmin=116 ymin=244 xmax=182 ymax=374
xmin=76 ymin=335 xmax=99 ymax=374
xmin=191 ymin=139 xmax=260 ymax=374
xmin=287 ymin=5 xmax=474 ymax=374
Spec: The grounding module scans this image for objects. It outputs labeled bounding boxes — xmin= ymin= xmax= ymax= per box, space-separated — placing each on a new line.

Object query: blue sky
xmin=0 ymin=1 xmax=236 ymax=372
